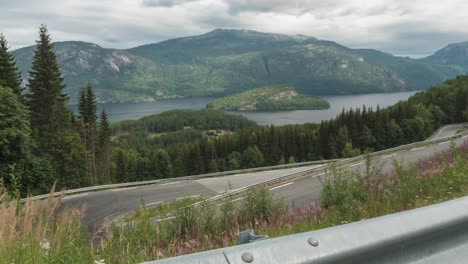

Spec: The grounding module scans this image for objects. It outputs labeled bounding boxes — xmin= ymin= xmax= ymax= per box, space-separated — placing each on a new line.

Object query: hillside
xmin=12 ymin=29 xmax=468 ymax=103
xmin=426 ymin=41 xmax=468 ymax=70
xmin=206 ymin=85 xmax=330 ymax=111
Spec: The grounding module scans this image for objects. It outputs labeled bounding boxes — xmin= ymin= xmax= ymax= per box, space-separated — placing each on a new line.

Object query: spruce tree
xmin=27 ymin=25 xmax=86 ymax=189
xmin=0 ymin=34 xmax=23 ymax=98
xmin=78 ymin=82 xmax=98 ymax=183
xmin=78 ymin=87 xmax=86 ymax=121
xmin=27 ymin=25 xmax=69 ymax=140
xmin=98 ymin=110 xmax=111 ymax=183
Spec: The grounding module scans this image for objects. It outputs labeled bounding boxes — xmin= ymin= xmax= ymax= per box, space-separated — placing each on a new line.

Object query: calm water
xmin=94 ymin=91 xmax=417 ymax=125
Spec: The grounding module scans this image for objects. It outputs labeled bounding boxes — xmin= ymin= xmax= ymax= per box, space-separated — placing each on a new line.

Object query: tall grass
xmin=0 ymin=186 xmax=92 ymax=263
xmin=99 ymin=187 xmax=286 ymax=263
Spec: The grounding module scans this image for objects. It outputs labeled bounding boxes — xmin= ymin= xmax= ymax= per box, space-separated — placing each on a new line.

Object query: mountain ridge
xmin=11 ymin=28 xmax=468 ymax=103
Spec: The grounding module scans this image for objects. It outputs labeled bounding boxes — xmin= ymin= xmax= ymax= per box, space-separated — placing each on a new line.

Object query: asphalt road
xmin=62 ymin=164 xmax=323 ymax=231
xmin=60 ymin=125 xmax=467 ymax=231
xmin=271 ymin=133 xmax=468 ymax=211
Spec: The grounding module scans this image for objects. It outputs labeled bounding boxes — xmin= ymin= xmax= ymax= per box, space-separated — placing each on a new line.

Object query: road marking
xmin=411 ymin=147 xmax=426 ymax=152
xmin=439 ymin=141 xmax=449 ymax=145
xmin=382 ymin=154 xmax=397 ymax=159
xmin=176 ymin=195 xmax=200 ymax=200
xmin=146 ymin=201 xmax=163 ymax=206
xmin=63 ymin=193 xmax=88 ymax=200
xmin=463 ymin=135 xmax=468 ymax=139
xmin=350 ymin=162 xmax=365 ymax=168
xmin=269 ymin=182 xmax=295 ymax=191
xmin=312 ymin=172 xmax=326 ymax=178
xmin=160 ymin=181 xmax=181 ymax=186
xmin=217 ymin=196 xmax=246 ymax=206
xmin=232 ymin=197 xmax=245 ymax=202
xmin=156 ymin=216 xmax=175 ymax=222
xmin=111 ymin=187 xmax=138 ymax=192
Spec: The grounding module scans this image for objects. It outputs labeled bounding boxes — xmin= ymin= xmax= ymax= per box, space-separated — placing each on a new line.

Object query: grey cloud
xmin=368 ymin=22 xmax=468 ymax=55
xmin=224 ymin=0 xmax=348 ymax=15
xmin=141 ymin=0 xmax=199 ymax=7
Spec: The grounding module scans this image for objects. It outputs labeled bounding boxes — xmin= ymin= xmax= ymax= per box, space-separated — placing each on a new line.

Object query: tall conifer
xmin=27 ymin=25 xmax=87 ymax=188
xmin=78 ymin=82 xmax=98 ymax=183
xmin=27 ymin=25 xmax=70 ymax=140
xmin=0 ymin=34 xmax=23 ymax=98
xmin=98 ymin=110 xmax=111 ymax=183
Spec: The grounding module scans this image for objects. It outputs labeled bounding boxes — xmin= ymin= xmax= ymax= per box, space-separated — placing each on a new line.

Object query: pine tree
xmin=78 ymin=82 xmax=98 ymax=183
xmin=27 ymin=25 xmax=86 ymax=188
xmin=0 ymin=86 xmax=30 ymax=170
xmin=84 ymin=82 xmax=97 ymax=126
xmin=78 ymin=88 xmax=86 ymax=121
xmin=27 ymin=25 xmax=69 ymax=140
xmin=98 ymin=110 xmax=111 ymax=183
xmin=0 ymin=34 xmax=23 ymax=99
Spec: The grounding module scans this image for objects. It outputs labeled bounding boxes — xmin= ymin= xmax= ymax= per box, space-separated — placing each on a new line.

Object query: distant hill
xmin=426 ymin=41 xmax=468 ymax=70
xmin=206 ymin=85 xmax=330 ymax=111
xmin=12 ymin=29 xmax=468 ymax=103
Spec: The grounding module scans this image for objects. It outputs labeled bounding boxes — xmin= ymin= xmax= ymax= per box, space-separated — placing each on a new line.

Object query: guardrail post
xmin=237 ymin=229 xmax=269 ymax=245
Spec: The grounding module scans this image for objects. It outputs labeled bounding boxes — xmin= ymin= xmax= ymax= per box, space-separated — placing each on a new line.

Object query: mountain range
xmin=12 ymin=29 xmax=468 ymax=103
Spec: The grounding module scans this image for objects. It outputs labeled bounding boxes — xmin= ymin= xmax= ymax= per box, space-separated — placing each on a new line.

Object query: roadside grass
xmin=0 ymin=186 xmax=92 ymax=264
xmin=125 ymin=197 xmax=204 ymax=221
xmin=1 ymin=140 xmax=467 ymax=263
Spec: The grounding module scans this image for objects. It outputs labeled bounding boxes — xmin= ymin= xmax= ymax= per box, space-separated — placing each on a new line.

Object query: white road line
xmin=269 ymin=182 xmax=295 ymax=191
xmin=434 ymin=126 xmax=448 ymax=137
xmin=411 ymin=147 xmax=426 ymax=152
xmin=463 ymin=135 xmax=468 ymax=139
xmin=156 ymin=216 xmax=175 ymax=222
xmin=382 ymin=154 xmax=397 ymax=159
xmin=146 ymin=201 xmax=163 ymax=206
xmin=111 ymin=187 xmax=138 ymax=192
xmin=160 ymin=181 xmax=181 ymax=186
xmin=350 ymin=162 xmax=365 ymax=168
xmin=439 ymin=141 xmax=449 ymax=145
xmin=312 ymin=172 xmax=326 ymax=178
xmin=217 ymin=196 xmax=246 ymax=207
xmin=232 ymin=197 xmax=245 ymax=202
xmin=176 ymin=195 xmax=200 ymax=200
xmin=63 ymin=193 xmax=88 ymax=200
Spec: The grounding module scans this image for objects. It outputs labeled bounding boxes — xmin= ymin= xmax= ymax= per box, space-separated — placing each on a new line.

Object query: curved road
xmin=61 ymin=124 xmax=467 ymax=231
xmin=62 ymin=164 xmax=324 ymax=231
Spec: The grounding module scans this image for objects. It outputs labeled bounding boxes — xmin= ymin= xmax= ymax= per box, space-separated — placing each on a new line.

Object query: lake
xmin=95 ymin=91 xmax=417 ymax=125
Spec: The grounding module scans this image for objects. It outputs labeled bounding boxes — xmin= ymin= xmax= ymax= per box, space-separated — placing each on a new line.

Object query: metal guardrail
xmin=188 ymin=132 xmax=463 ymax=208
xmin=21 ymin=158 xmax=336 ymax=202
xmin=22 ymin=124 xmax=465 ymax=203
xmin=427 ymin=123 xmax=467 ymax=140
xmin=146 ymin=195 xmax=468 ymax=263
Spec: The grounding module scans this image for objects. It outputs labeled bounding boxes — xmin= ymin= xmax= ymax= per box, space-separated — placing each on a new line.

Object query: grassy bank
xmin=1 ymin=140 xmax=467 ymax=263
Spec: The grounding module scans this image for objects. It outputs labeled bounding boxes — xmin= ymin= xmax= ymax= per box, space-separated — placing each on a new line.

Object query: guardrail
xmin=22 ymin=124 xmax=465 ymax=203
xmin=21 ymin=158 xmax=337 ymax=202
xmin=427 ymin=123 xmax=467 ymax=140
xmin=146 ymin=195 xmax=468 ymax=264
xmin=188 ymin=132 xmax=463 ymax=208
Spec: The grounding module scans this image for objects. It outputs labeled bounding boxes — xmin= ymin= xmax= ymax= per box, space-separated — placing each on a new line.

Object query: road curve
xmin=62 ymin=164 xmax=323 ymax=231
xmin=60 ymin=124 xmax=467 ymax=231
xmin=271 ymin=133 xmax=468 ymax=211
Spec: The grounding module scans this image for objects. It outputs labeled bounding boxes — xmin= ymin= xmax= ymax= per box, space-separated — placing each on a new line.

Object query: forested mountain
xmin=12 ymin=29 xmax=468 ymax=103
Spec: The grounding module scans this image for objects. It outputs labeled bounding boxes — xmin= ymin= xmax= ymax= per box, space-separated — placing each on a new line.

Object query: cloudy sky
xmin=1 ymin=0 xmax=468 ymax=57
